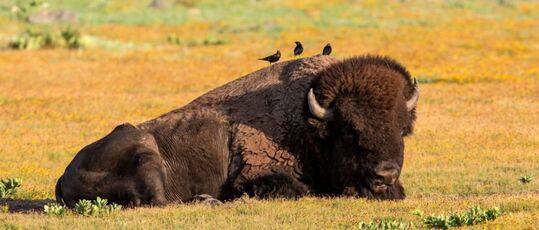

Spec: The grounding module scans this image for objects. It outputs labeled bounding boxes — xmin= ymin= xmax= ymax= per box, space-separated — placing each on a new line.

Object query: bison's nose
xmin=371 ymin=161 xmax=400 ymax=193
xmin=375 ymin=161 xmax=399 ymax=185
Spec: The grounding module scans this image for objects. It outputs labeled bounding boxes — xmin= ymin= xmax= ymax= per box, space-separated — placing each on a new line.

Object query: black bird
xmin=259 ymin=50 xmax=281 ymax=64
xmin=293 ymin=41 xmax=303 ymax=56
xmin=322 ymin=43 xmax=332 ymax=55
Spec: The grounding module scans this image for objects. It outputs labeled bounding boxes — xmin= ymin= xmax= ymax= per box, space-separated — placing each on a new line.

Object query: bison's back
xmin=141 ymin=55 xmax=337 ymax=136
xmin=137 ymin=55 xmax=337 ymax=201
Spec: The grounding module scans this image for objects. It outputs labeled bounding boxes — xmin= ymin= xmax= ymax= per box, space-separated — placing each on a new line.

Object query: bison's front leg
xmin=248 ymin=173 xmax=308 ymax=199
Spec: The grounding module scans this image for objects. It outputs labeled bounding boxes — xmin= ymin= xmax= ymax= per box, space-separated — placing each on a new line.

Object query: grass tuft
xmin=519 ymin=175 xmax=533 ymax=184
xmin=0 ymin=178 xmax=22 ymax=199
xmin=0 ymin=205 xmax=9 ymax=213
xmin=60 ymin=26 xmax=83 ymax=49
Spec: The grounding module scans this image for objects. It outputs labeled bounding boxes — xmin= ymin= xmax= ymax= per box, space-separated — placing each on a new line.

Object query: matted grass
xmin=0 ymin=0 xmax=537 ymax=229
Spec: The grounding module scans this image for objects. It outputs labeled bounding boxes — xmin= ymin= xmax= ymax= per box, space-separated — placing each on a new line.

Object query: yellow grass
xmin=0 ymin=0 xmax=538 ymax=228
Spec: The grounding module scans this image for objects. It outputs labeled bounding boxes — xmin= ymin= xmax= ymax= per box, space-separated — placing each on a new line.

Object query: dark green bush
xmin=61 ymin=27 xmax=83 ymax=49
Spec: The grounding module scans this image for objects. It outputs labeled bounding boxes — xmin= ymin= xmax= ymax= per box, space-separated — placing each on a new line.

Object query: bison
xmin=55 ymin=54 xmax=419 ymax=207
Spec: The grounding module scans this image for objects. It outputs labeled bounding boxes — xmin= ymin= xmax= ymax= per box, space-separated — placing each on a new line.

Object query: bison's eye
xmin=132 ymin=154 xmax=143 ymax=167
xmin=131 ymin=152 xmax=157 ymax=168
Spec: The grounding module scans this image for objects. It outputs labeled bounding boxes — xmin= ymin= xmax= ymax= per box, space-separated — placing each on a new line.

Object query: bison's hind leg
xmin=249 ymin=173 xmax=308 ymax=199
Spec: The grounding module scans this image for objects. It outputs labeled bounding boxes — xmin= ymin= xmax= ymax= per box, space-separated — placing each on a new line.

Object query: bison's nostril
xmin=373 ymin=179 xmax=384 ymax=186
xmin=375 ymin=161 xmax=399 ymax=185
xmin=376 ymin=171 xmax=397 ymax=185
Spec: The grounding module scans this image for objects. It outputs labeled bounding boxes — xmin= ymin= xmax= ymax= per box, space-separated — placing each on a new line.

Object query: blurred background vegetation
xmin=0 ymin=0 xmax=536 ymax=50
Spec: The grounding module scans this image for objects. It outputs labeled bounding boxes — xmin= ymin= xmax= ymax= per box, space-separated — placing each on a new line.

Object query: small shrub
xmin=74 ymin=199 xmax=100 ymax=216
xmin=8 ymin=29 xmax=55 ymax=50
xmin=422 ymin=206 xmax=502 ymax=229
xmin=0 ymin=178 xmax=22 ymax=199
xmin=519 ymin=175 xmax=533 ymax=184
xmin=358 ymin=218 xmax=414 ymax=230
xmin=74 ymin=197 xmax=121 ymax=216
xmin=9 ymin=27 xmax=85 ymax=50
xmin=423 ymin=215 xmax=449 ymax=229
xmin=410 ymin=209 xmax=423 ymax=217
xmin=0 ymin=205 xmax=9 ymax=213
xmin=61 ymin=27 xmax=83 ymax=49
xmin=43 ymin=203 xmax=68 ymax=216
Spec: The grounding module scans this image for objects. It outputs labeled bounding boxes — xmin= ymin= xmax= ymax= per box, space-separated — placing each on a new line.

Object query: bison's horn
xmin=307 ymin=88 xmax=334 ymax=120
xmin=406 ymin=78 xmax=419 ymax=111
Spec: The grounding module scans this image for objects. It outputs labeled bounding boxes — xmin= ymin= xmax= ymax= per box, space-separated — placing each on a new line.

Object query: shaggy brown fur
xmin=306 ymin=55 xmax=417 ymax=198
xmin=56 ymin=54 xmax=417 ymax=207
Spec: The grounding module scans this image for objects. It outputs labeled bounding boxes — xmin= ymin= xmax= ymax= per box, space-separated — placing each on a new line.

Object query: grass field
xmin=0 ymin=0 xmax=538 ymax=228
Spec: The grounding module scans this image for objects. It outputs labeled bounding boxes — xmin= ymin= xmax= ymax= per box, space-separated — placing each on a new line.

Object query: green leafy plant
xmin=358 ymin=218 xmax=414 ymax=230
xmin=8 ymin=29 xmax=55 ymax=50
xmin=9 ymin=27 xmax=85 ymax=50
xmin=73 ymin=197 xmax=121 ymax=216
xmin=0 ymin=205 xmax=9 ymax=213
xmin=519 ymin=175 xmax=533 ymax=184
xmin=0 ymin=178 xmax=22 ymax=199
xmin=43 ymin=203 xmax=68 ymax=216
xmin=422 ymin=206 xmax=502 ymax=229
xmin=410 ymin=209 xmax=423 ymax=217
xmin=60 ymin=27 xmax=83 ymax=49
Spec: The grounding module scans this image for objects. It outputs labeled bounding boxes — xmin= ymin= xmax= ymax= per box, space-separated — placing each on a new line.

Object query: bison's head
xmin=306 ymin=56 xmax=419 ymax=200
xmin=55 ymin=123 xmax=167 ymax=207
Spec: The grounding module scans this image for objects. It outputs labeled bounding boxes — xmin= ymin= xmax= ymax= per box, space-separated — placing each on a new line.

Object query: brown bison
xmin=55 ymin=54 xmax=419 ymax=207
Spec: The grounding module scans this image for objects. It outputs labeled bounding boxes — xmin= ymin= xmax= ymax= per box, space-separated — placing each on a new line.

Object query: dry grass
xmin=0 ymin=0 xmax=538 ymax=229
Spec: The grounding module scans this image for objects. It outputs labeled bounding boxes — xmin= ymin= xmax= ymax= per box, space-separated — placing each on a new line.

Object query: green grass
xmin=2 ymin=195 xmax=538 ymax=228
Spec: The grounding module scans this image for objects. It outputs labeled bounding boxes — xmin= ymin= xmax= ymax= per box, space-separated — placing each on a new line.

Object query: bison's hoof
xmin=192 ymin=194 xmax=223 ymax=206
